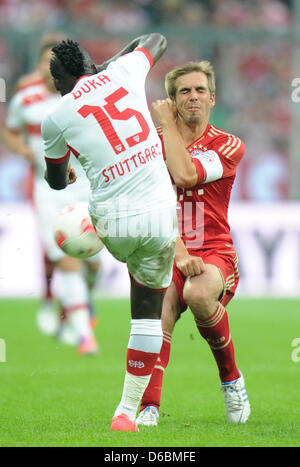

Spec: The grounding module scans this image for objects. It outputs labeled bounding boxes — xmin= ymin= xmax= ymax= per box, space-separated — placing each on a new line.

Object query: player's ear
xmin=53 ymin=78 xmax=62 ymax=94
xmin=170 ymin=98 xmax=178 ymax=117
xmin=210 ymin=92 xmax=216 ymax=108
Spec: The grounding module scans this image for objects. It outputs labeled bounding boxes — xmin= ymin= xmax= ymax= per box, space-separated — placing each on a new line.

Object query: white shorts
xmin=34 ymin=177 xmax=98 ymax=263
xmin=91 ymin=206 xmax=178 ymax=290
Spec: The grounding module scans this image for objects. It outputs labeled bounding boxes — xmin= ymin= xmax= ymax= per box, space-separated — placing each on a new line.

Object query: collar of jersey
xmin=186 ymin=123 xmax=211 ymax=150
xmin=72 ymin=75 xmax=90 ymax=90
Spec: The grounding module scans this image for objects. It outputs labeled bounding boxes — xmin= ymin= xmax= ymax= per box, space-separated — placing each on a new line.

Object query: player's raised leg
xmin=111 ymin=279 xmax=165 ymax=432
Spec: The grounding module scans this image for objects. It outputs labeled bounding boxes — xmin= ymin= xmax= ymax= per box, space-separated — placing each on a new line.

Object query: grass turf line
xmin=0 ymin=298 xmax=299 ymax=447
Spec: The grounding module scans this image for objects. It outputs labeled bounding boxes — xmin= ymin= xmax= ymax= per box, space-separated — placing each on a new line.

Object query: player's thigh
xmin=127 ymin=209 xmax=177 ymax=290
xmin=127 ymin=234 xmax=176 ymax=290
xmin=183 ymin=263 xmax=224 ymax=313
xmin=91 ymin=215 xmax=139 ymax=262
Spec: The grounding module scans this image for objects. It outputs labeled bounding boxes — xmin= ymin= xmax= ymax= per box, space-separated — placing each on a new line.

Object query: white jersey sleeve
xmin=107 ymin=48 xmax=153 ymax=91
xmin=6 ymin=93 xmax=25 ymax=130
xmin=42 ymin=113 xmax=69 ymax=163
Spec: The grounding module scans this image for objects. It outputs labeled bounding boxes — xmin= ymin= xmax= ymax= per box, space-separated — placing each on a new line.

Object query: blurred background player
xmin=3 ymin=35 xmax=100 ymax=355
xmin=12 ymin=32 xmax=66 ymax=337
xmin=137 ymin=61 xmax=250 ymax=425
xmin=42 ymin=34 xmax=177 ymax=432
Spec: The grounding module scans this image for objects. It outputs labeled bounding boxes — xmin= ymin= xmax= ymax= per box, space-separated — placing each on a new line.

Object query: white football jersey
xmin=42 ymin=48 xmax=176 ymax=219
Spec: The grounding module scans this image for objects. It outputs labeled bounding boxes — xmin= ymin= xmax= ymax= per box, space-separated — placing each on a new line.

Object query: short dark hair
xmin=50 ymin=39 xmax=85 ymax=80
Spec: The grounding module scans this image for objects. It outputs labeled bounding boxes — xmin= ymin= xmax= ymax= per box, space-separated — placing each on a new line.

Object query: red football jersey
xmin=158 ymin=123 xmax=245 ymax=251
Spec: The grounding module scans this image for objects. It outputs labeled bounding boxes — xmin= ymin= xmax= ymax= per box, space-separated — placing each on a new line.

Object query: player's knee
xmin=183 ymin=280 xmax=212 ymax=315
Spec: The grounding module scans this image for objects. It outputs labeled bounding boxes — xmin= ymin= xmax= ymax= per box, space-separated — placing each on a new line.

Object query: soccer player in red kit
xmin=137 ymin=61 xmax=250 ymax=425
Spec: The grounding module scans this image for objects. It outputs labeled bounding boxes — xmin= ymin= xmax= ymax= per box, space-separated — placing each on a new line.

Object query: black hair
xmin=51 ymin=39 xmax=85 ymax=80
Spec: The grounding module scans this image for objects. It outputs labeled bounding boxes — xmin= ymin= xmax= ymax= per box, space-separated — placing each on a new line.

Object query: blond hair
xmin=165 ymin=61 xmax=216 ymax=99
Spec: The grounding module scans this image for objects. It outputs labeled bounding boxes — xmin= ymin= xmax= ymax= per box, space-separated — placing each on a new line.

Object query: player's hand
xmin=176 ymin=255 xmax=206 ymax=277
xmin=67 ymin=163 xmax=77 ymax=184
xmin=152 ymin=98 xmax=177 ymax=127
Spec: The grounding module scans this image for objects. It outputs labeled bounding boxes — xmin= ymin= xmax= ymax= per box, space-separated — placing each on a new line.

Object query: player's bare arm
xmin=96 ymin=33 xmax=167 ymax=72
xmin=175 ymin=236 xmax=205 ymax=277
xmin=45 ymin=158 xmax=76 ymax=190
xmin=152 ymin=99 xmax=198 ymax=188
xmin=3 ymin=127 xmax=36 ymax=166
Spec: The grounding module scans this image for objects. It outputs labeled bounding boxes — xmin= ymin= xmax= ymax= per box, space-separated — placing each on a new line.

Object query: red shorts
xmin=173 ymin=246 xmax=239 ymax=312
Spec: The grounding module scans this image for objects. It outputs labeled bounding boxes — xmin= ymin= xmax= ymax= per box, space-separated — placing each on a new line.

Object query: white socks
xmin=59 ymin=271 xmax=92 ymax=340
xmin=114 ymin=319 xmax=163 ymax=421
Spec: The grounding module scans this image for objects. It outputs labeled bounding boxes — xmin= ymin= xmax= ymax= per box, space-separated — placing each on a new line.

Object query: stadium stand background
xmin=0 ymin=0 xmax=295 ymax=201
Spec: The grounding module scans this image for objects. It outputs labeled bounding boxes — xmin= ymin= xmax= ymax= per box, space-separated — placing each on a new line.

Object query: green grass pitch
xmin=0 ymin=297 xmax=299 ymax=447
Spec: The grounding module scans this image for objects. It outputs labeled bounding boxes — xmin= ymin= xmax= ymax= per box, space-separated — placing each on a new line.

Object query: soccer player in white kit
xmin=42 ymin=34 xmax=178 ymax=431
xmin=4 ymin=41 xmax=100 ymax=354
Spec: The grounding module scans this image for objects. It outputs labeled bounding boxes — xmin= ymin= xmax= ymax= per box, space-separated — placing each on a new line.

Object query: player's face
xmin=174 ymin=72 xmax=215 ymax=125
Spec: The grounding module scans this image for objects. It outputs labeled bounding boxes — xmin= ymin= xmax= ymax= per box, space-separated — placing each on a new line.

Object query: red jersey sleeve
xmin=189 ymin=132 xmax=245 ymax=188
xmin=211 ymin=133 xmax=245 ymax=178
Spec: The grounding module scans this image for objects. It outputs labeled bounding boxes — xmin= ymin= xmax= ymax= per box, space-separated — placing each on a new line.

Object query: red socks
xmin=139 ymin=304 xmax=239 ymax=414
xmin=195 ymin=303 xmax=239 ymax=382
xmin=126 ymin=348 xmax=160 ymax=377
xmin=140 ymin=331 xmax=172 ymax=411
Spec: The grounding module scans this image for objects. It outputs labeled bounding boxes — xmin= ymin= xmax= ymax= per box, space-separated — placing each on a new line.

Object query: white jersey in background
xmin=42 ymin=48 xmax=176 ymax=221
xmin=6 ymin=81 xmax=92 ymax=261
xmin=6 ymin=82 xmax=59 ymax=180
xmin=6 ymin=82 xmax=89 ymax=189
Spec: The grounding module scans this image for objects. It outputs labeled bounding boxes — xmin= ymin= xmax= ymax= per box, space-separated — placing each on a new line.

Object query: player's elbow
xmin=52 ymin=184 xmax=67 ymax=191
xmin=49 ymin=180 xmax=67 ymax=190
xmin=46 ymin=176 xmax=67 ymax=190
xmin=173 ymin=173 xmax=198 ymax=189
xmin=146 ymin=33 xmax=167 ymax=64
xmin=152 ymin=33 xmax=167 ymax=51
